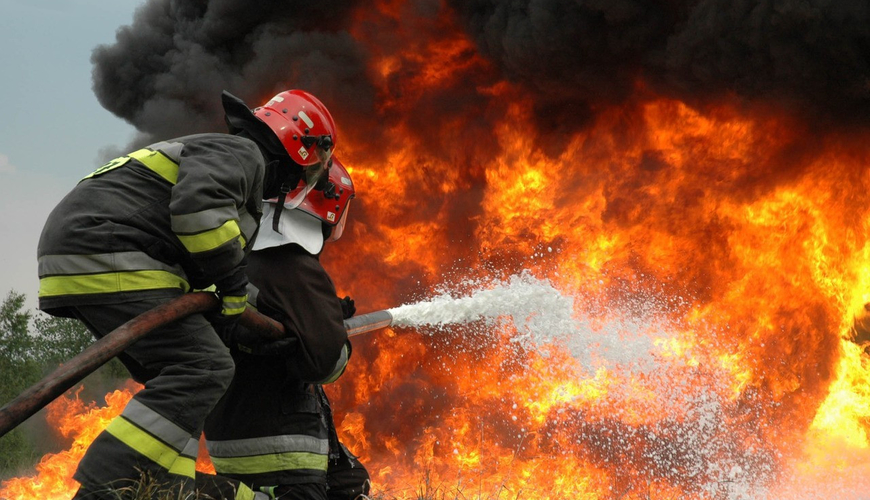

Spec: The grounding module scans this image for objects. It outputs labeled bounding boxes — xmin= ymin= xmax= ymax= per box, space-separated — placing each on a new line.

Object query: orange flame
xmin=7 ymin=2 xmax=870 ymax=499
xmin=0 ymin=384 xmax=135 ymax=499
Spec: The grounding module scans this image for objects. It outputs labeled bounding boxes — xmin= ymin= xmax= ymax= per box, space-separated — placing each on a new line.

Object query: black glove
xmin=225 ymin=332 xmax=298 ymax=356
xmin=339 ymin=296 xmax=356 ymax=319
xmin=213 ymin=265 xmax=249 ymax=325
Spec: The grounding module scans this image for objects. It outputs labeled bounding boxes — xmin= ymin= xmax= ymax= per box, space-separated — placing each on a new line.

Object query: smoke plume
xmin=449 ymin=0 xmax=870 ymax=128
xmin=91 ymin=0 xmax=374 ymax=145
xmin=93 ymin=0 xmax=870 ymax=147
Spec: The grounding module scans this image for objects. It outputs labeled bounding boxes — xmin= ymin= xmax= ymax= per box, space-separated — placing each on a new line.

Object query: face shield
xmin=280 ymin=135 xmax=334 ymax=210
xmin=327 ymin=199 xmax=352 ymax=243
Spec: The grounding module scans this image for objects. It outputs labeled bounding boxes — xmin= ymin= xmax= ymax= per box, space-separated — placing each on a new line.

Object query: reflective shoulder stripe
xmin=80 ymin=156 xmax=132 ymax=181
xmin=146 ymin=140 xmax=184 ymax=162
xmin=210 ymin=452 xmax=328 ymax=475
xmin=177 ymin=219 xmax=241 ymax=254
xmin=129 ymin=148 xmax=179 ymax=185
xmin=80 ymin=144 xmax=181 ymax=184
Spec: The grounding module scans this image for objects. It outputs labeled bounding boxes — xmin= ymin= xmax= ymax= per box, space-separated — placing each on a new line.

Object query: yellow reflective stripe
xmin=105 ymin=418 xmax=194 ymax=478
xmin=211 ymin=452 xmax=328 ymax=475
xmin=81 ymin=156 xmax=132 ymax=180
xmin=167 ymin=456 xmax=196 ymax=479
xmin=128 ymin=148 xmax=179 ymax=184
xmin=239 ymin=233 xmax=247 ymax=249
xmin=177 ymin=219 xmax=241 ymax=254
xmin=319 ymin=345 xmax=349 ymax=384
xmin=38 ymin=270 xmax=190 ymax=297
xmin=38 ymin=252 xmax=186 ymax=277
xmin=222 ymin=294 xmax=248 ymax=316
xmin=235 ymin=483 xmax=256 ymax=500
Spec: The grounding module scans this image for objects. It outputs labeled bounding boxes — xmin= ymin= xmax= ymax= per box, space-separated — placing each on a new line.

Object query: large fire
xmin=4 ymin=1 xmax=870 ymax=499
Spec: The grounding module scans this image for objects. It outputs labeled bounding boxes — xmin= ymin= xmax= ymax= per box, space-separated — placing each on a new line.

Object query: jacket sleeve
xmin=169 ymin=135 xmax=264 ymax=283
xmin=247 ymin=245 xmax=350 ymax=383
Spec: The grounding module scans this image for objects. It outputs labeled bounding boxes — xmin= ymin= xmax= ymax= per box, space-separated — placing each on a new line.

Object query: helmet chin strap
xmin=263 ymin=157 xmax=303 ymax=235
xmin=272 ymin=183 xmax=290 ymax=234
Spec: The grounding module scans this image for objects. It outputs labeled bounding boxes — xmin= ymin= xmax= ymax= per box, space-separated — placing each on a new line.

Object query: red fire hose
xmin=0 ymin=292 xmax=393 ymax=438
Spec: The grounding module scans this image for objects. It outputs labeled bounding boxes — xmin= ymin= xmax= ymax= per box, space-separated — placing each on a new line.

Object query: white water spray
xmin=387 ymin=271 xmax=663 ymax=373
xmin=388 ymin=271 xmax=577 ymax=345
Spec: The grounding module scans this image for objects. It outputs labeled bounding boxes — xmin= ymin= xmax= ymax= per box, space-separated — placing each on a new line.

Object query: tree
xmin=32 ymin=313 xmax=97 ymax=365
xmin=0 ymin=291 xmax=41 ymax=476
xmin=0 ymin=291 xmax=129 ymax=479
xmin=30 ymin=312 xmax=129 ymax=379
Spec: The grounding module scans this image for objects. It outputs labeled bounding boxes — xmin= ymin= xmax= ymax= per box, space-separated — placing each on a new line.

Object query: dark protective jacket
xmin=204 ymin=243 xmax=350 ymax=487
xmin=37 ymin=133 xmax=265 ymax=316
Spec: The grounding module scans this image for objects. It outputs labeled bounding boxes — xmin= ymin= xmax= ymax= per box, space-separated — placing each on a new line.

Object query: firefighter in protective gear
xmin=199 ymin=157 xmax=371 ymax=500
xmin=37 ymin=89 xmax=337 ymax=499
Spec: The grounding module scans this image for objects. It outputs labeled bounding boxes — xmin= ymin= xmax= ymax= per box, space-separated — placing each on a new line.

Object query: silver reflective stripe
xmin=38 ymin=252 xmax=186 ymax=277
xmin=206 ymin=434 xmax=328 ymax=458
xmin=122 ymin=399 xmax=194 ymax=452
xmin=238 ymin=209 xmax=258 ymax=243
xmin=147 ymin=141 xmax=184 ymax=162
xmin=171 ymin=205 xmax=238 ymax=234
xmin=320 ymin=344 xmax=349 ymax=384
xmin=245 ymin=283 xmax=259 ymax=309
xmin=180 ymin=437 xmax=200 ymax=459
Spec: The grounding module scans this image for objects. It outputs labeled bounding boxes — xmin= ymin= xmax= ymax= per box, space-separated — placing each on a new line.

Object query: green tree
xmin=30 ymin=310 xmax=129 ymax=383
xmin=0 ymin=291 xmax=129 ymax=479
xmin=31 ymin=313 xmax=93 ymax=365
xmin=0 ymin=291 xmax=41 ymax=475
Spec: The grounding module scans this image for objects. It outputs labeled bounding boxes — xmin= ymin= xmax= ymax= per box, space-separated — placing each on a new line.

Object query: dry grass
xmin=367 ymin=469 xmax=526 ymax=500
xmin=84 ymin=463 xmax=531 ymax=499
xmin=89 ymin=469 xmax=217 ymax=500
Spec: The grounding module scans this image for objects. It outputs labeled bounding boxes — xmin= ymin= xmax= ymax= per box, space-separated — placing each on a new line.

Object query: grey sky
xmin=0 ymin=0 xmax=142 ymax=310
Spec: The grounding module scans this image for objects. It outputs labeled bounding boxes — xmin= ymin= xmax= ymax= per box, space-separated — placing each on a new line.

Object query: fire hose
xmin=0 ymin=292 xmax=394 ymax=438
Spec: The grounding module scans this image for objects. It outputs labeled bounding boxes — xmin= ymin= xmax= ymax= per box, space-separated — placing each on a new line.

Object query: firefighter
xmin=200 ymin=157 xmax=371 ymax=500
xmin=36 ymin=89 xmax=338 ymax=499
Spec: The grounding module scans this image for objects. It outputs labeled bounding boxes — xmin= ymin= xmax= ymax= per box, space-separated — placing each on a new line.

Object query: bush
xmin=0 ymin=290 xmax=127 ymax=480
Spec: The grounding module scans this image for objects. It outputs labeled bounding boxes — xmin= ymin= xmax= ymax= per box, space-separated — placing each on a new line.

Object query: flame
xmin=0 ymin=382 xmax=217 ymax=499
xmin=7 ymin=2 xmax=870 ymax=499
xmin=0 ymin=384 xmax=135 ymax=499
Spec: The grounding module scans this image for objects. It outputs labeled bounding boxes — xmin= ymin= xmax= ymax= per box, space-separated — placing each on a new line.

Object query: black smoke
xmin=92 ymin=0 xmax=870 ymax=148
xmin=91 ymin=0 xmax=375 ymax=146
xmin=449 ymin=0 xmax=870 ymax=129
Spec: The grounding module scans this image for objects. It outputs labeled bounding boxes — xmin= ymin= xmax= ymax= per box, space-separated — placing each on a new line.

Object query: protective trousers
xmin=69 ymin=296 xmax=235 ymax=499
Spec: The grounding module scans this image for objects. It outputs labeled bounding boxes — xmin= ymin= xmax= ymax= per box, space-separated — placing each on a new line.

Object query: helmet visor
xmin=327 ymin=199 xmax=351 ymax=243
xmin=282 ymin=143 xmax=333 ymax=209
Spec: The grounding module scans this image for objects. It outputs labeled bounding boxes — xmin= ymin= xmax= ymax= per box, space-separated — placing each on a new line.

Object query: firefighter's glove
xmin=214 ymin=266 xmax=249 ymax=322
xmin=250 ymin=336 xmax=298 ymax=357
xmin=339 ymin=296 xmax=356 ymax=319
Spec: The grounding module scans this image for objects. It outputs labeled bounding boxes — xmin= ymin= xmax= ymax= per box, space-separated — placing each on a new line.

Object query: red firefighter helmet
xmin=255 ymin=90 xmax=337 ymax=166
xmin=255 ymin=90 xmax=337 ymax=208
